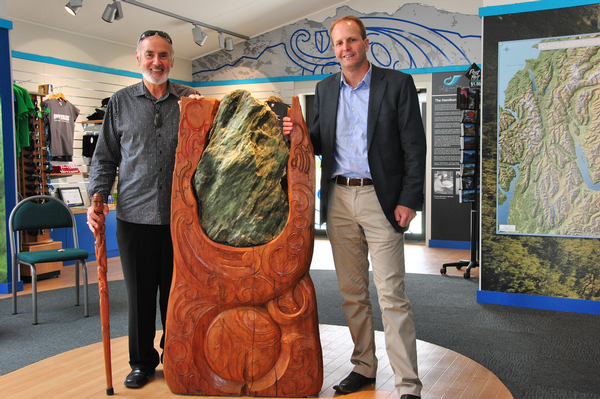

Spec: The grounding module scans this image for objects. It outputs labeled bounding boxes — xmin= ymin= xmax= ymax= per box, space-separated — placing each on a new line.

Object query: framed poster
xmin=58 ymin=187 xmax=84 ymax=206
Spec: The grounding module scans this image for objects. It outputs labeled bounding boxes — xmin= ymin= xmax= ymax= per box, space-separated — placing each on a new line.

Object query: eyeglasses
xmin=139 ymin=30 xmax=172 ymax=44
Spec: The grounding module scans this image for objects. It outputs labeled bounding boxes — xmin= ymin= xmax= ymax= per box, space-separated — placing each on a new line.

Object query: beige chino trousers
xmin=327 ymin=183 xmax=422 ymax=396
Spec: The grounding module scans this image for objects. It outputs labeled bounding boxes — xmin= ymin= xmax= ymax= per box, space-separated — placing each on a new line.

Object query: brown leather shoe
xmin=333 ymin=371 xmax=376 ymax=394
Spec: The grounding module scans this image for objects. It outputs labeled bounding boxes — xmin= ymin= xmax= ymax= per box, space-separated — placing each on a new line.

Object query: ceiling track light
xmin=102 ymin=1 xmax=124 ymax=23
xmin=218 ymin=32 xmax=234 ymax=51
xmin=192 ymin=25 xmax=208 ymax=47
xmin=65 ymin=0 xmax=83 ymax=16
xmin=118 ymin=0 xmax=249 ymax=49
xmin=225 ymin=37 xmax=234 ymax=51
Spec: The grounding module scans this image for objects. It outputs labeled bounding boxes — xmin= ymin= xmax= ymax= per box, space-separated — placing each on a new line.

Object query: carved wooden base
xmin=164 ymin=96 xmax=323 ymax=396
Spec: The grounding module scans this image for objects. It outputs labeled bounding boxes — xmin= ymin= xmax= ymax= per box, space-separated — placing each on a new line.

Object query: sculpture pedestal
xmin=164 ymin=96 xmax=323 ymax=397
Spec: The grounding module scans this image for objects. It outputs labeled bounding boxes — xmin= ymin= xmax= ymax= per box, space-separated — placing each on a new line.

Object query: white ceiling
xmin=6 ymin=0 xmax=350 ymax=60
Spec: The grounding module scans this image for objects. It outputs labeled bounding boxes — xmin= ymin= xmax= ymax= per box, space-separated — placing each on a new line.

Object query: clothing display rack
xmin=15 ymin=91 xmax=63 ymax=279
xmin=16 ymin=92 xmax=53 ymax=245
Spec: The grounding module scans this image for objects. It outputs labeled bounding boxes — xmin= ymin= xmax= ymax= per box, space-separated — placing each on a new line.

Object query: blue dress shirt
xmin=332 ymin=65 xmax=372 ymax=179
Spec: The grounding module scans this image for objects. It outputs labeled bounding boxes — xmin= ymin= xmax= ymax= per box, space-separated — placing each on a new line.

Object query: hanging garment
xmin=13 ymin=84 xmax=35 ymax=156
xmin=45 ymin=98 xmax=80 ymax=161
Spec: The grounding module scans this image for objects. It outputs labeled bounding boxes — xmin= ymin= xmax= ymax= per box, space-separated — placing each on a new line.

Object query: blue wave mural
xmin=192 ymin=5 xmax=481 ymax=82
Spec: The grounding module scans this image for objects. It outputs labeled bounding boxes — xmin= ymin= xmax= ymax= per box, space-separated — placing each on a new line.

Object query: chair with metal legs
xmin=9 ymin=195 xmax=89 ymax=325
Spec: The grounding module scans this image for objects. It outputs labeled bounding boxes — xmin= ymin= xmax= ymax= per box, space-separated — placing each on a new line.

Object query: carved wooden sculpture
xmin=164 ymin=96 xmax=323 ymax=396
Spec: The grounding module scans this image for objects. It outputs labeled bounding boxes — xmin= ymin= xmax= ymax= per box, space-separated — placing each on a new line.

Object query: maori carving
xmin=164 ymin=96 xmax=323 ymax=397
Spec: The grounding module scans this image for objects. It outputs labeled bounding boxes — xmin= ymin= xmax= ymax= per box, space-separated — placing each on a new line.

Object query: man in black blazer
xmin=284 ymin=15 xmax=426 ymax=399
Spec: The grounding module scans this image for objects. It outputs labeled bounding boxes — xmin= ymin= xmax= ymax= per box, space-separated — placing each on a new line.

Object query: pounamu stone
xmin=193 ymin=90 xmax=290 ymax=247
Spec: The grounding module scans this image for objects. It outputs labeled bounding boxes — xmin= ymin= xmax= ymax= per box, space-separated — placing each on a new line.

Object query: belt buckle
xmin=358 ymin=178 xmax=364 ymax=186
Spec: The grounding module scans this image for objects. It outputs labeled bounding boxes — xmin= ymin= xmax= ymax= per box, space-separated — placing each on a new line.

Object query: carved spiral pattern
xmin=205 ymin=307 xmax=281 ymax=383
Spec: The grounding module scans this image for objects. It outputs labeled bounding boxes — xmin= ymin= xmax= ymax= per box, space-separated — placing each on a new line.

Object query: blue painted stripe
xmin=0 ymin=18 xmax=13 ymax=30
xmin=191 ymin=64 xmax=478 ymax=87
xmin=428 ymin=239 xmax=470 ymax=250
xmin=0 ymin=281 xmax=23 ymax=295
xmin=12 ymin=50 xmax=477 ymax=88
xmin=12 ymin=51 xmax=193 ymax=86
xmin=479 ymin=0 xmax=600 ymax=17
xmin=13 ymin=51 xmax=143 ymax=79
xmin=477 ymin=290 xmax=600 ymax=315
xmin=191 ymin=74 xmax=333 ymax=87
xmin=398 ymin=64 xmax=478 ymax=75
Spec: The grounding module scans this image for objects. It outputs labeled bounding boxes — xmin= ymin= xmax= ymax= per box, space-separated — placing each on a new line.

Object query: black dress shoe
xmin=124 ymin=368 xmax=155 ymax=388
xmin=333 ymin=371 xmax=376 ymax=394
xmin=400 ymin=395 xmax=421 ymax=399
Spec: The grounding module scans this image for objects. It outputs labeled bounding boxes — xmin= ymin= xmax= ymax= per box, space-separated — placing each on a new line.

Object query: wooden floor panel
xmin=0 ymin=325 xmax=510 ymax=399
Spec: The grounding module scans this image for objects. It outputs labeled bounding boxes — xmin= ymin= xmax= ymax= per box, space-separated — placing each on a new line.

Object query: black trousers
xmin=116 ymin=219 xmax=173 ymax=370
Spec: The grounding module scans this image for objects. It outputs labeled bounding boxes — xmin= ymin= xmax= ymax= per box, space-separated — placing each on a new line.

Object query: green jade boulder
xmin=193 ymin=90 xmax=290 ymax=247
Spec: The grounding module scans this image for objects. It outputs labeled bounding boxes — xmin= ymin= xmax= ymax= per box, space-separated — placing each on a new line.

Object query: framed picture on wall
xmin=58 ymin=187 xmax=84 ymax=207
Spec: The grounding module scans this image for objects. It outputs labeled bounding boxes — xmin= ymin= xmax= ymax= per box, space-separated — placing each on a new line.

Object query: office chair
xmin=9 ymin=195 xmax=89 ymax=325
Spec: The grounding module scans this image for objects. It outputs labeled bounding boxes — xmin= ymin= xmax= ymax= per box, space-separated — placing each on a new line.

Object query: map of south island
xmin=497 ymin=34 xmax=600 ymax=237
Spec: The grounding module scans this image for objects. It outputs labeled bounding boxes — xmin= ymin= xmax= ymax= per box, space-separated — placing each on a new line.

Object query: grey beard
xmin=142 ymin=68 xmax=169 ymax=85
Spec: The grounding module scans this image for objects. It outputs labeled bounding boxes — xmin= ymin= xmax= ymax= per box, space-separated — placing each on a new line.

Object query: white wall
xmin=0 ymin=0 xmax=6 ymax=20
xmin=9 ymin=20 xmax=192 ymax=81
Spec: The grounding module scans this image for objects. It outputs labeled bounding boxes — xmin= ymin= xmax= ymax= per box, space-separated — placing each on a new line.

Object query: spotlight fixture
xmin=114 ymin=1 xmax=249 ymax=48
xmin=225 ymin=37 xmax=234 ymax=51
xmin=218 ymin=32 xmax=234 ymax=51
xmin=192 ymin=25 xmax=208 ymax=47
xmin=102 ymin=1 xmax=124 ymax=23
xmin=65 ymin=0 xmax=83 ymax=16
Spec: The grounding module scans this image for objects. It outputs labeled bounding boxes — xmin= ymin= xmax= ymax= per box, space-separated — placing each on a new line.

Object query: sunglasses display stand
xmin=16 ymin=92 xmax=63 ymax=280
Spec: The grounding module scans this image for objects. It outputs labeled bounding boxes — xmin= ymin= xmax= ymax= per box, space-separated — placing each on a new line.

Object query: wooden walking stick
xmin=93 ymin=193 xmax=114 ymax=395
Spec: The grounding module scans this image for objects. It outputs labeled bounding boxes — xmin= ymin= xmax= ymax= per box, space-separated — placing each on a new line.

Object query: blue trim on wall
xmin=191 ymin=74 xmax=333 ymax=87
xmin=479 ymin=0 xmax=600 ymax=17
xmin=12 ymin=51 xmax=142 ymax=79
xmin=12 ymin=50 xmax=474 ymax=88
xmin=428 ymin=240 xmax=470 ymax=250
xmin=191 ymin=64 xmax=477 ymax=87
xmin=478 ymin=290 xmax=600 ymax=315
xmin=0 ymin=281 xmax=23 ymax=295
xmin=0 ymin=18 xmax=13 ymax=30
xmin=11 ymin=51 xmax=197 ymax=87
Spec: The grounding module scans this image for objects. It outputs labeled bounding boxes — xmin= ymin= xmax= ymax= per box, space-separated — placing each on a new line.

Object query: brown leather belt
xmin=335 ymin=176 xmax=373 ymax=186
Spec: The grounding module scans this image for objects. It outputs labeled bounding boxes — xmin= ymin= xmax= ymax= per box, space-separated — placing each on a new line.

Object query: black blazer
xmin=311 ymin=65 xmax=426 ymax=233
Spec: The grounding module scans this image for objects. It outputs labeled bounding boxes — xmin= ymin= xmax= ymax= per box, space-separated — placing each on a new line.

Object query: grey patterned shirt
xmin=88 ymin=80 xmax=198 ymax=225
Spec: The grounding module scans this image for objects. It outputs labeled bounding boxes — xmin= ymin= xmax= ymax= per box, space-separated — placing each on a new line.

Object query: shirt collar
xmin=133 ymin=80 xmax=173 ymax=101
xmin=340 ymin=63 xmax=372 ymax=90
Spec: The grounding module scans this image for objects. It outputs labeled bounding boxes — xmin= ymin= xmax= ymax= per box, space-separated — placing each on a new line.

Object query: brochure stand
xmin=441 ymin=83 xmax=480 ymax=279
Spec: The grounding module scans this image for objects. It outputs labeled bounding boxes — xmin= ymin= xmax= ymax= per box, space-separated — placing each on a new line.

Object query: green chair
xmin=10 ymin=195 xmax=89 ymax=325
